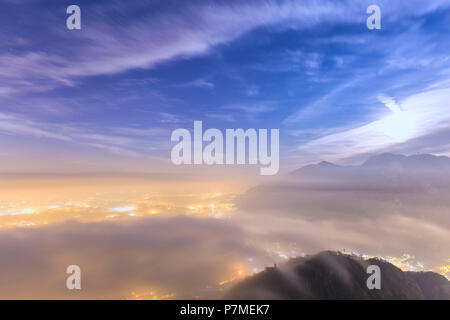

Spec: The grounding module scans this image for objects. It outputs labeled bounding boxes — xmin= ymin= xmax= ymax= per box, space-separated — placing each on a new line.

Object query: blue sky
xmin=1 ymin=0 xmax=450 ymax=173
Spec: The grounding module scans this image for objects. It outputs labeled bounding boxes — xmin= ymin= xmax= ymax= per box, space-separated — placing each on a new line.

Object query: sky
xmin=0 ymin=0 xmax=450 ymax=174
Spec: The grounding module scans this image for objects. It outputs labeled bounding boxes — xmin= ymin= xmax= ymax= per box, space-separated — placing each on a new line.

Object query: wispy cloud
xmin=283 ymin=79 xmax=358 ymax=124
xmin=1 ymin=0 xmax=450 ymax=169
xmin=297 ymin=87 xmax=450 ymax=160
xmin=0 ymin=113 xmax=72 ymax=142
xmin=1 ymin=0 xmax=449 ymax=97
xmin=378 ymin=95 xmax=402 ymax=114
xmin=246 ymin=86 xmax=260 ymax=97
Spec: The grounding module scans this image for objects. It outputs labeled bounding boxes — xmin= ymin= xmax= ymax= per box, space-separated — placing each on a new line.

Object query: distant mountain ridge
xmin=226 ymin=251 xmax=450 ymax=300
xmin=238 ymin=152 xmax=450 ymax=221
